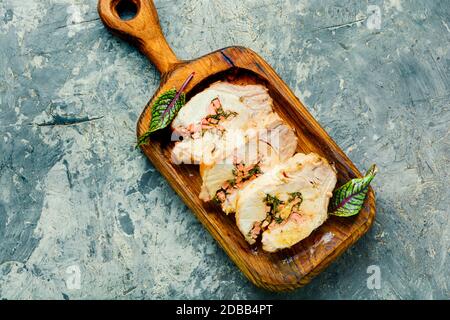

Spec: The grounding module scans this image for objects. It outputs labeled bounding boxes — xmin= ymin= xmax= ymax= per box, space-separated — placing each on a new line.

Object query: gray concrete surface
xmin=0 ymin=0 xmax=449 ymax=299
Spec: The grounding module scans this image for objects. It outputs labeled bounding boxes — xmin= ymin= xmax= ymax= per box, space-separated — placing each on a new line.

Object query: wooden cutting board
xmin=98 ymin=0 xmax=376 ymax=291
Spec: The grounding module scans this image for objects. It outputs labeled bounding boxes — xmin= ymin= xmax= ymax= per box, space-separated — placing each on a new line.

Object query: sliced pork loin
xmin=199 ymin=122 xmax=297 ymax=214
xmin=170 ymin=81 xmax=337 ymax=252
xmin=235 ymin=153 xmax=337 ymax=252
xmin=171 ymin=82 xmax=276 ymax=165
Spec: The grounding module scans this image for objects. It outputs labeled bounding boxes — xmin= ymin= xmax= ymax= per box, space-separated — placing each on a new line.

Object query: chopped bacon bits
xmin=213 ymin=163 xmax=263 ymax=206
xmin=179 ymin=97 xmax=239 ymax=141
xmin=249 ymin=221 xmax=262 ymax=240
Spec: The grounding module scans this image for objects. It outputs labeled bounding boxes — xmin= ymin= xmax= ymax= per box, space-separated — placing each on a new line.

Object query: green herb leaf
xmin=329 ymin=164 xmax=378 ymax=217
xmin=137 ymin=72 xmax=194 ymax=147
xmin=274 ymin=216 xmax=284 ymax=224
xmin=288 ymin=192 xmax=303 ymax=202
xmin=149 ymin=88 xmax=186 ymax=133
xmin=264 ymin=194 xmax=283 ymax=215
xmin=248 ymin=165 xmax=262 ymax=176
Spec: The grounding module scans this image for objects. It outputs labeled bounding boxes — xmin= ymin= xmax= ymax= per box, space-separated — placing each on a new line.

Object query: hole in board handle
xmin=116 ymin=0 xmax=138 ymax=21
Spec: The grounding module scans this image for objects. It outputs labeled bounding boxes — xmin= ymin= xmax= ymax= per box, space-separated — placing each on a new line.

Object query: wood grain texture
xmin=98 ymin=0 xmax=180 ymax=73
xmin=98 ymin=0 xmax=376 ymax=291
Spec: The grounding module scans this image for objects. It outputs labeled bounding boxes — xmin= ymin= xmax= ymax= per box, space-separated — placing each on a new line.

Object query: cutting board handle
xmin=98 ymin=0 xmax=180 ymax=74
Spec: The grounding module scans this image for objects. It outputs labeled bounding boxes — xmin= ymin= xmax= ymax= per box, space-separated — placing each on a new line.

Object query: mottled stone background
xmin=0 ymin=0 xmax=448 ymax=299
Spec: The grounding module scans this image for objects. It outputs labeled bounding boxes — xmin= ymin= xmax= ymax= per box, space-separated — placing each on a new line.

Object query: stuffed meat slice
xmin=235 ymin=153 xmax=337 ymax=252
xmin=171 ymin=82 xmax=275 ymax=165
xmin=199 ymin=122 xmax=298 ymax=214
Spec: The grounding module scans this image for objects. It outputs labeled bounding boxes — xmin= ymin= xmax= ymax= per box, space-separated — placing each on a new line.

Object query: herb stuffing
xmin=206 ymin=101 xmax=238 ymax=122
xmin=213 ymin=163 xmax=262 ymax=206
xmin=228 ymin=163 xmax=262 ymax=189
xmin=263 ymin=192 xmax=303 ymax=225
xmin=263 ymin=194 xmax=285 ymax=225
xmin=200 ymin=98 xmax=238 ymax=135
xmin=264 ymin=194 xmax=284 ymax=217
xmin=288 ymin=192 xmax=303 ymax=210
